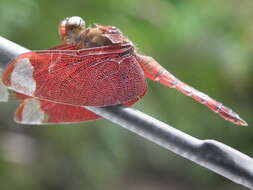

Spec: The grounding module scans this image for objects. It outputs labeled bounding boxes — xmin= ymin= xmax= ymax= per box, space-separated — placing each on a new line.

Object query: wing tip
xmin=15 ymin=98 xmax=48 ymax=125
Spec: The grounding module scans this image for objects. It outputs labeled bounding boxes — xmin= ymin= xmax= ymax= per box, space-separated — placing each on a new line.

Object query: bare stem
xmin=0 ymin=36 xmax=253 ymax=189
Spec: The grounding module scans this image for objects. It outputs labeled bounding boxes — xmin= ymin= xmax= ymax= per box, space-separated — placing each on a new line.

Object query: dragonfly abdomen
xmin=137 ymin=54 xmax=247 ymax=126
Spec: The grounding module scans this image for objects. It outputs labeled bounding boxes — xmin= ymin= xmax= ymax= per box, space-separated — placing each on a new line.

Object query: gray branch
xmin=0 ymin=36 xmax=252 ymax=189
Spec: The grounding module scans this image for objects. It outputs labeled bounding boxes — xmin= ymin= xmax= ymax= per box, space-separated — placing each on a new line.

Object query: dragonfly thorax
xmin=59 ymin=16 xmax=132 ymax=49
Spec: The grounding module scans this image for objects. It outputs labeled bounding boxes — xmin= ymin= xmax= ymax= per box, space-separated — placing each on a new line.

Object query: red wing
xmin=3 ymin=44 xmax=147 ymax=106
xmin=14 ymin=92 xmax=145 ymax=125
xmin=1 ymin=69 xmax=30 ymax=102
xmin=15 ymin=98 xmax=101 ymax=125
xmin=48 ymin=44 xmax=80 ymax=50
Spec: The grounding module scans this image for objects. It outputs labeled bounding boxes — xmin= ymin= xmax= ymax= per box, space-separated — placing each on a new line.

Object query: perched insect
xmin=1 ymin=16 xmax=247 ymax=126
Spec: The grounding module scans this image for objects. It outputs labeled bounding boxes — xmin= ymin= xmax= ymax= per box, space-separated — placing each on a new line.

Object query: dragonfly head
xmin=59 ymin=16 xmax=86 ymax=43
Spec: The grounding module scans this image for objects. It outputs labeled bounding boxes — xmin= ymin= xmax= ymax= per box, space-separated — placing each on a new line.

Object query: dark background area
xmin=0 ymin=0 xmax=252 ymax=189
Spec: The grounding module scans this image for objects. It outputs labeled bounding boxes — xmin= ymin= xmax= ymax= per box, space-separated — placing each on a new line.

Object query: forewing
xmin=15 ymin=98 xmax=101 ymax=125
xmin=3 ymin=45 xmax=147 ymax=106
xmin=48 ymin=44 xmax=80 ymax=50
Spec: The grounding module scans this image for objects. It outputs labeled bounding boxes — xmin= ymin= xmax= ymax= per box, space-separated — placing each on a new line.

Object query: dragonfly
xmin=1 ymin=16 xmax=247 ymax=126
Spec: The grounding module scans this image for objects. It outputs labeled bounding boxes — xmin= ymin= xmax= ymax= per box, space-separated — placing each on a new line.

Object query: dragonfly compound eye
xmin=66 ymin=16 xmax=85 ymax=28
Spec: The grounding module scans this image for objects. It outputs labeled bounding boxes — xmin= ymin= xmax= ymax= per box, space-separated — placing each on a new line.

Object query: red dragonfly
xmin=1 ymin=16 xmax=247 ymax=126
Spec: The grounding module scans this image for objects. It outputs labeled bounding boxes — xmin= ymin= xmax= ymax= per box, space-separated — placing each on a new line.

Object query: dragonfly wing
xmin=15 ymin=98 xmax=101 ymax=125
xmin=3 ymin=45 xmax=147 ymax=106
xmin=48 ymin=44 xmax=80 ymax=50
xmin=14 ymin=94 xmax=144 ymax=125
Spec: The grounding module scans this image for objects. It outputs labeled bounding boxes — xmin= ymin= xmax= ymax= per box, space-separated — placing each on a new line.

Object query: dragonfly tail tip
xmin=236 ymin=117 xmax=248 ymax=127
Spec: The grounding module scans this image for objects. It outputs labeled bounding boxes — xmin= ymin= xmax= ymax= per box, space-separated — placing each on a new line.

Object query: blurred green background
xmin=0 ymin=0 xmax=252 ymax=189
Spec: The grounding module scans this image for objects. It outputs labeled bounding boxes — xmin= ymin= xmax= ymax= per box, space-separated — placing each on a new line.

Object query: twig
xmin=0 ymin=36 xmax=252 ymax=189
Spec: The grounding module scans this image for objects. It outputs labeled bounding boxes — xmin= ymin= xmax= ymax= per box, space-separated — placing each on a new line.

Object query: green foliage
xmin=0 ymin=0 xmax=252 ymax=189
